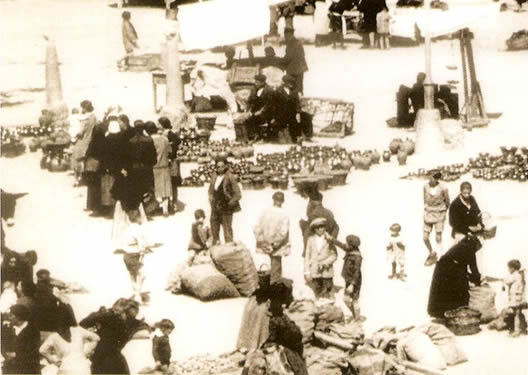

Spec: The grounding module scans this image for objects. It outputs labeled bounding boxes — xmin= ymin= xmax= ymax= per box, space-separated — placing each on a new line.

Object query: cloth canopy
xmin=178 ymin=0 xmax=270 ymax=51
xmin=390 ymin=6 xmax=497 ymax=40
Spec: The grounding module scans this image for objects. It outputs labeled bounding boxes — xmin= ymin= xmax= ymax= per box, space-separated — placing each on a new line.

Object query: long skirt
xmin=111 ymin=201 xmax=149 ymax=251
xmin=237 ymin=297 xmax=270 ymax=350
xmin=101 ymin=173 xmax=116 ymax=207
xmin=153 ymin=167 xmax=172 ymax=200
xmin=313 ymin=1 xmax=330 ymax=35
xmin=428 ymin=257 xmax=471 ymax=319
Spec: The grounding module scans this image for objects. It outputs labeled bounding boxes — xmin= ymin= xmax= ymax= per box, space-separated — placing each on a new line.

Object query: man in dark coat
xmin=245 ymin=74 xmax=275 ymax=141
xmin=274 ymin=75 xmax=301 ymax=143
xmin=208 ymin=160 xmax=242 ymax=244
xmin=448 ymin=181 xmax=482 ymax=244
xmin=300 ymin=192 xmax=339 ymax=256
xmin=283 ymin=27 xmax=308 ymax=95
xmin=1 ymin=304 xmax=41 ymax=375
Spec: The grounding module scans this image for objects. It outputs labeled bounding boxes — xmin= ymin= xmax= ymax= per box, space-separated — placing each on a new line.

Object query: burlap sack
xmin=181 ymin=264 xmax=240 ymax=301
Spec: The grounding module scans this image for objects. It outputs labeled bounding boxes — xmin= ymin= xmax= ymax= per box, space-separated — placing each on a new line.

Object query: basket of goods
xmin=506 ymin=30 xmax=528 ymax=51
xmin=252 ymin=176 xmax=266 ymax=190
xmin=278 ymin=176 xmax=289 ymax=190
xmin=444 ymin=307 xmax=481 ymax=336
xmin=257 ymin=264 xmax=271 ymax=287
xmin=328 ymin=170 xmax=349 ymax=186
xmin=270 ymin=177 xmax=281 ymax=190
xmin=196 ymin=130 xmax=211 ymax=142
xmin=196 ymin=116 xmax=217 ymax=131
xmin=240 ymin=176 xmax=253 ymax=190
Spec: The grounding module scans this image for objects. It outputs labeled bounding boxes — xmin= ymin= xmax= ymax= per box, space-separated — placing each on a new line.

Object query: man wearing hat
xmin=274 ymin=74 xmax=301 ymax=143
xmin=245 ymin=74 xmax=275 ymax=142
xmin=254 ymin=192 xmax=290 ymax=283
xmin=304 ymin=217 xmax=338 ymax=301
xmin=283 ymin=27 xmax=308 ymax=95
xmin=423 ymin=170 xmax=450 ymax=266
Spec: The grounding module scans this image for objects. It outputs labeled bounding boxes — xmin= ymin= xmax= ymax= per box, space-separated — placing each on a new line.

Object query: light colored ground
xmin=1 ymin=0 xmax=528 ymax=374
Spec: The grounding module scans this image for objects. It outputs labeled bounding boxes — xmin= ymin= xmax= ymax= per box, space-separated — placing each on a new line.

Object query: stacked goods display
xmin=209 ymin=242 xmax=259 ymax=297
xmin=1 ymin=128 xmax=26 ymax=158
xmin=384 ymin=138 xmax=416 ymax=166
xmin=10 ymin=125 xmax=53 ymax=137
xmin=38 ymin=129 xmax=72 ymax=172
xmin=300 ymin=97 xmax=354 ymax=138
xmin=175 ymin=133 xmax=254 ymax=163
xmin=403 ymin=146 xmax=528 ymax=182
xmin=180 ymin=263 xmax=240 ymax=302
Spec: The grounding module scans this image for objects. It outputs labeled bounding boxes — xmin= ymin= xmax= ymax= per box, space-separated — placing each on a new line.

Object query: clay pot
xmin=232 ymin=148 xmax=242 ymax=159
xmin=397 ymin=150 xmax=408 ymax=165
xmin=340 ymin=158 xmax=352 ymax=171
xmin=29 ymin=138 xmax=40 ymax=152
xmin=401 ymin=139 xmax=415 ymax=155
xmin=389 ymin=139 xmax=402 ymax=154
xmin=382 ymin=151 xmax=391 ymax=162
xmin=370 ymin=150 xmax=381 ymax=164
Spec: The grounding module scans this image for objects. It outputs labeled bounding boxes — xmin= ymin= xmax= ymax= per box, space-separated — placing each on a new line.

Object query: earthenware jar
xmin=397 ymin=150 xmax=408 ymax=165
xmin=382 ymin=150 xmax=391 ymax=162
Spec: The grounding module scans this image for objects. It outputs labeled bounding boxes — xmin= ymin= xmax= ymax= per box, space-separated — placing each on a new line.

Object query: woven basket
xmin=444 ymin=307 xmax=481 ymax=336
xmin=196 ymin=116 xmax=217 ymax=131
xmin=329 ymin=171 xmax=348 ymax=186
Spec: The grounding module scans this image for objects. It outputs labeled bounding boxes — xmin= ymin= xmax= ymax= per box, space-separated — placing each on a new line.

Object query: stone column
xmin=44 ymin=37 xmax=69 ymax=131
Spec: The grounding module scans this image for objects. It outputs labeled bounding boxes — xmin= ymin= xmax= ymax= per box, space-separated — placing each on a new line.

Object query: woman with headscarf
xmin=427 ymin=234 xmax=483 ymax=319
xmin=79 ymin=298 xmax=150 ymax=374
xmin=72 ymin=100 xmax=97 ymax=187
xmin=449 ymin=181 xmax=483 ymax=244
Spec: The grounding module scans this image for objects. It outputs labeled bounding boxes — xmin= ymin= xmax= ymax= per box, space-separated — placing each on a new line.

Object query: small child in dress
xmin=376 ymin=7 xmax=391 ymax=50
xmin=504 ymin=259 xmax=527 ymax=337
xmin=152 ymin=319 xmax=175 ymax=373
xmin=329 ymin=234 xmax=365 ymax=321
xmin=188 ymin=209 xmax=213 ymax=266
xmin=387 ymin=223 xmax=406 ymax=281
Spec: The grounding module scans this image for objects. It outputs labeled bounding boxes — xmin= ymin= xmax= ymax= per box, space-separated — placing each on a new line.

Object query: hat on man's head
xmin=390 ymin=223 xmax=401 ymax=233
xmin=282 ymin=74 xmax=297 ymax=87
xmin=430 ymin=169 xmax=442 ymax=180
xmin=310 ymin=217 xmax=327 ymax=228
xmin=36 ymin=269 xmax=51 ymax=281
xmin=346 ymin=235 xmax=361 ymax=248
xmin=255 ymin=74 xmax=267 ymax=83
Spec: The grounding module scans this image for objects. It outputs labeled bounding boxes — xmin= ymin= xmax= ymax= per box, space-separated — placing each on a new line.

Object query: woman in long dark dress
xmin=428 ymin=234 xmax=483 ymax=319
xmin=358 ymin=0 xmax=387 ymax=48
xmin=79 ymin=298 xmax=150 ymax=374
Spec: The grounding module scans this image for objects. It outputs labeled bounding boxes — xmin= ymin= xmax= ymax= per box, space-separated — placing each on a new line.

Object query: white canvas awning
xmin=178 ymin=0 xmax=270 ymax=51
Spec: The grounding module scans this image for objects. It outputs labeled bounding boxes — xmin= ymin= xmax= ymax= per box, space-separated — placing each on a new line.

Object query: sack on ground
xmin=488 ymin=308 xmax=510 ymax=331
xmin=181 ymin=264 xmax=240 ymax=301
xmin=348 ymin=347 xmax=404 ymax=375
xmin=327 ymin=321 xmax=364 ymax=342
xmin=416 ymin=323 xmax=467 ymax=366
xmin=469 ymin=285 xmax=498 ymax=323
xmin=166 ymin=263 xmax=188 ymax=294
xmin=305 ymin=345 xmax=347 ymax=375
xmin=399 ymin=331 xmax=447 ymax=370
xmin=315 ymin=304 xmax=344 ymax=332
xmin=210 ymin=242 xmax=258 ymax=297
xmin=285 ymin=300 xmax=317 ymax=344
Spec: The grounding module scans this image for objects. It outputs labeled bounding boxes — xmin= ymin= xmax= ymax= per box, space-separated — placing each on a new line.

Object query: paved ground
xmin=1 ymin=0 xmax=527 ymax=374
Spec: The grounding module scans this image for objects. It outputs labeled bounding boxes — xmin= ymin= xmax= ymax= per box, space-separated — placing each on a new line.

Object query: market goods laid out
xmin=139 ymin=351 xmax=246 ymax=375
xmin=175 ymin=136 xmax=254 ymax=163
xmin=1 ymin=128 xmax=26 ymax=158
xmin=403 ymin=146 xmax=528 ymax=182
xmin=166 ymin=242 xmax=258 ymax=301
xmin=506 ymin=29 xmax=528 ymax=50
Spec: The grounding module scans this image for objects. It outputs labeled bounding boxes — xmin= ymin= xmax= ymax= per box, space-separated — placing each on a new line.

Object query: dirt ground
xmin=1 ymin=0 xmax=527 ymax=374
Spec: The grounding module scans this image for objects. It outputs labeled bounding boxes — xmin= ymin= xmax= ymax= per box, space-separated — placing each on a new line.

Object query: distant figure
xmin=376 ymin=7 xmax=391 ymax=49
xmin=358 ymin=0 xmax=387 ymax=48
xmin=118 ymin=11 xmax=138 ymax=71
xmin=410 ymin=72 xmax=426 ymax=113
xmin=152 ymin=319 xmax=175 ymax=373
xmin=146 ymin=122 xmax=172 ymax=217
xmin=245 ymin=74 xmax=275 ymax=142
xmin=274 ymin=75 xmax=301 ymax=143
xmin=423 ymin=170 xmax=450 ymax=265
xmin=283 ymin=27 xmax=308 ymax=95
xmin=386 ymin=223 xmax=406 ymax=281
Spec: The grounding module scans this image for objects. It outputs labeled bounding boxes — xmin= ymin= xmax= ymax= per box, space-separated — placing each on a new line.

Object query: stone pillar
xmin=44 ymin=37 xmax=69 ymax=131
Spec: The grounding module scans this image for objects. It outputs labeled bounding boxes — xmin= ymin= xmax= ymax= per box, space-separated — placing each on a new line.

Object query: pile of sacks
xmin=166 ymin=242 xmax=258 ymax=302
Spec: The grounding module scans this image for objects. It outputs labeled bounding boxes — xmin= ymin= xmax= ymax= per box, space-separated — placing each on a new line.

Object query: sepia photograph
xmin=0 ymin=0 xmax=527 ymax=374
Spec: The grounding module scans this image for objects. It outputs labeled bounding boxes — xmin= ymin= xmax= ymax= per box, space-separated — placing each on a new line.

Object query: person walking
xmin=423 ymin=170 xmax=450 ymax=266
xmin=118 ymin=11 xmax=139 ymax=71
xmin=254 ymin=192 xmax=291 ymax=284
xmin=208 ymin=159 xmax=242 ymax=244
xmin=283 ymin=27 xmax=309 ymax=95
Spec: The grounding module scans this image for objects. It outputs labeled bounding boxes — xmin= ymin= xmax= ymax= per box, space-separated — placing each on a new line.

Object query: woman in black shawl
xmin=358 ymin=0 xmax=387 ymax=48
xmin=427 ymin=234 xmax=483 ymax=319
xmin=449 ymin=181 xmax=483 ymax=244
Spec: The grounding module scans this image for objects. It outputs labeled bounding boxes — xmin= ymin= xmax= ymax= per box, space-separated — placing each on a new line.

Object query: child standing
xmin=504 ymin=259 xmax=527 ymax=337
xmin=113 ymin=248 xmax=153 ymax=304
xmin=387 ymin=223 xmax=406 ymax=281
xmin=188 ymin=209 xmax=213 ymax=266
xmin=376 ymin=7 xmax=391 ymax=50
xmin=329 ymin=234 xmax=365 ymax=321
xmin=304 ymin=218 xmax=338 ymax=301
xmin=152 ymin=319 xmax=175 ymax=373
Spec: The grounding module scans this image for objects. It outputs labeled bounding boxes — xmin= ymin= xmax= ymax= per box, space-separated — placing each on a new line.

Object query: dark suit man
xmin=1 ymin=305 xmax=41 ymax=375
xmin=245 ymin=74 xmax=275 ymax=141
xmin=300 ymin=192 xmax=340 ymax=256
xmin=274 ymin=75 xmax=301 ymax=143
xmin=283 ymin=27 xmax=308 ymax=95
xmin=208 ymin=160 xmax=242 ymax=244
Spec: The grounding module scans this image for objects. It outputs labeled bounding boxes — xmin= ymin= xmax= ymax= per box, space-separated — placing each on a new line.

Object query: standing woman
xmin=99 ymin=118 xmax=122 ymax=218
xmin=159 ymin=117 xmax=184 ymax=213
xmin=118 ymin=11 xmax=139 ymax=71
xmin=358 ymin=0 xmax=386 ymax=48
xmin=146 ymin=122 xmax=172 ymax=217
xmin=448 ymin=181 xmax=483 ymax=244
xmin=85 ymin=116 xmax=109 ymax=217
xmin=313 ymin=0 xmax=330 ymax=45
xmin=79 ymin=299 xmax=150 ymax=375
xmin=72 ymin=100 xmax=97 ymax=187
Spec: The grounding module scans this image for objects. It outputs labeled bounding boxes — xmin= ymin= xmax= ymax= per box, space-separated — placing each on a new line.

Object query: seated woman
xmin=427 ymin=234 xmax=483 ymax=319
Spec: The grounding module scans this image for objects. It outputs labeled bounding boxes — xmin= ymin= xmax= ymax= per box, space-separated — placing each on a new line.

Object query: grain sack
xmin=210 ymin=242 xmax=258 ymax=297
xmin=315 ymin=305 xmax=344 ymax=332
xmin=327 ymin=321 xmax=364 ymax=342
xmin=166 ymin=263 xmax=188 ymax=294
xmin=417 ymin=323 xmax=467 ymax=366
xmin=286 ymin=300 xmax=317 ymax=344
xmin=469 ymin=285 xmax=498 ymax=323
xmin=181 ymin=264 xmax=240 ymax=301
xmin=399 ymin=331 xmax=447 ymax=370
xmin=305 ymin=346 xmax=347 ymax=375
xmin=348 ymin=347 xmax=404 ymax=375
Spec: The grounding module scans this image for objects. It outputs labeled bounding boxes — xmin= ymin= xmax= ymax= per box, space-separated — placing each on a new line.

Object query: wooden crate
xmin=301 ymin=97 xmax=354 ymax=138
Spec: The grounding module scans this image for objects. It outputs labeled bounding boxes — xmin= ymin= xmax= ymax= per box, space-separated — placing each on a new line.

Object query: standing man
xmin=208 ymin=159 xmax=242 ymax=244
xmin=283 ymin=27 xmax=308 ymax=95
xmin=118 ymin=11 xmax=139 ymax=71
xmin=423 ymin=170 xmax=450 ymax=266
xmin=254 ymin=192 xmax=290 ymax=283
xmin=300 ymin=192 xmax=339 ymax=256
